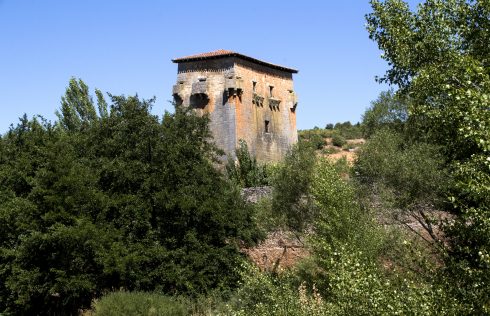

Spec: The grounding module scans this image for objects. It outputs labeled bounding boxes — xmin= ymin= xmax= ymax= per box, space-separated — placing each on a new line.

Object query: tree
xmin=367 ymin=1 xmax=490 ymax=311
xmin=361 ymin=89 xmax=408 ymax=138
xmin=0 ymin=80 xmax=261 ymax=314
xmin=226 ymin=140 xmax=269 ymax=188
xmin=272 ymin=141 xmax=316 ymax=231
xmin=354 ymin=129 xmax=450 ymax=246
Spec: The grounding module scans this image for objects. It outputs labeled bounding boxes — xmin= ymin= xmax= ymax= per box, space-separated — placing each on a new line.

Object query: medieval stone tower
xmin=172 ymin=49 xmax=298 ymax=162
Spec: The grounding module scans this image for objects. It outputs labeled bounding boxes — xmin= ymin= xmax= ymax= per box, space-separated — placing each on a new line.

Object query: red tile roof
xmin=172 ymin=49 xmax=298 ymax=73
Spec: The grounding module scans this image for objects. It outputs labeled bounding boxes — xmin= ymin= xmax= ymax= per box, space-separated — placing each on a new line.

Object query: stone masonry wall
xmin=173 ymin=57 xmax=298 ymax=163
xmin=234 ymin=59 xmax=297 ymax=162
xmin=174 ymin=59 xmax=237 ymax=156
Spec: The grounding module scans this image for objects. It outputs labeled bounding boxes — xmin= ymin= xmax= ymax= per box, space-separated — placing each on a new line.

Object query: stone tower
xmin=172 ymin=49 xmax=298 ymax=162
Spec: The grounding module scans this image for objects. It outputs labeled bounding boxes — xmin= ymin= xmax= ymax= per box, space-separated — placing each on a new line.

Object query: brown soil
xmin=321 ymin=138 xmax=365 ymax=164
xmin=243 ymin=230 xmax=308 ymax=272
xmin=325 ymin=150 xmax=357 ymax=163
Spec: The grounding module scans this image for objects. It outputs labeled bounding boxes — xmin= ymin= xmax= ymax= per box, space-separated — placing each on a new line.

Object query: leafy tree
xmin=362 ymin=89 xmax=408 ymax=138
xmin=0 ymin=79 xmax=261 ymax=314
xmin=226 ymin=140 xmax=269 ymax=187
xmin=271 ymin=142 xmax=316 ymax=231
xmin=56 ymin=78 xmax=98 ymax=131
xmin=333 ymin=121 xmax=363 ymax=140
xmin=367 ymin=0 xmax=490 ymax=311
xmin=354 ymin=129 xmax=450 ymax=245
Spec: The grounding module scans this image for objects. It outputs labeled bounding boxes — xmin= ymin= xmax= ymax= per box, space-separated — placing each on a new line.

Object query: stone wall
xmin=172 ymin=57 xmax=298 ymax=163
xmin=174 ymin=59 xmax=237 ymax=156
xmin=234 ymin=59 xmax=297 ymax=162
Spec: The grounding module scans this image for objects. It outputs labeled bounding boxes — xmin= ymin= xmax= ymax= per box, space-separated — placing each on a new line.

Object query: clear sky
xmin=0 ymin=0 xmax=422 ymax=132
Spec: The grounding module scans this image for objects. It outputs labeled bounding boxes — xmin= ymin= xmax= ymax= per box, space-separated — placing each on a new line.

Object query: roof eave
xmin=172 ymin=53 xmax=298 ymax=74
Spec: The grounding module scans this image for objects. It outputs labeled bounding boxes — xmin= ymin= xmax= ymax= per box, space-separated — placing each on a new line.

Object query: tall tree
xmin=0 ymin=80 xmax=261 ymax=314
xmin=367 ymin=1 xmax=490 ymax=312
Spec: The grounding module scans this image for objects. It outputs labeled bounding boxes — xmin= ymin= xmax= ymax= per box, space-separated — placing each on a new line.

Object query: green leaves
xmin=271 ymin=142 xmax=317 ymax=232
xmin=226 ymin=140 xmax=270 ymax=188
xmin=0 ymin=80 xmax=261 ymax=314
xmin=367 ymin=0 xmax=490 ymax=312
xmin=57 ymin=78 xmax=99 ymax=131
xmin=361 ymin=89 xmax=408 ymax=138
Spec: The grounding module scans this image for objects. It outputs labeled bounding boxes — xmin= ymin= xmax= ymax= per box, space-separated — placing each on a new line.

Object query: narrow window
xmin=269 ymin=86 xmax=274 ymax=97
xmin=252 ymin=81 xmax=257 ymax=92
xmin=265 ymin=120 xmax=270 ymax=133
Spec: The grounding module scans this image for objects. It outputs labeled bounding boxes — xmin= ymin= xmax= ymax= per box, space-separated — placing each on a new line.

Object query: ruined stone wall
xmin=172 ymin=57 xmax=298 ymax=163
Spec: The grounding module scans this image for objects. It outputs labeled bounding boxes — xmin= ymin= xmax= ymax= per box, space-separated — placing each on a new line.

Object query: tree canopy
xmin=0 ymin=78 xmax=261 ymax=314
xmin=367 ymin=0 xmax=490 ymax=312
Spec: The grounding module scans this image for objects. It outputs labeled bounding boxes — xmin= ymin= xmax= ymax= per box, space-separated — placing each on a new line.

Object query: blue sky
xmin=0 ymin=0 xmax=422 ymax=132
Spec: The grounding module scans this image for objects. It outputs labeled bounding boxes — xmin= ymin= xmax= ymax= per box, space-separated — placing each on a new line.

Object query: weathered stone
xmin=253 ymin=93 xmax=265 ymax=106
xmin=172 ymin=50 xmax=299 ymax=162
xmin=268 ymin=97 xmax=281 ymax=110
xmin=191 ymin=81 xmax=207 ymax=95
xmin=241 ymin=186 xmax=273 ymax=204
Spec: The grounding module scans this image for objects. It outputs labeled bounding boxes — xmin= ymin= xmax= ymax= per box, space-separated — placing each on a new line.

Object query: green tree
xmin=361 ymin=89 xmax=408 ymax=138
xmin=272 ymin=142 xmax=316 ymax=231
xmin=367 ymin=0 xmax=490 ymax=311
xmin=0 ymin=80 xmax=261 ymax=314
xmin=354 ymin=130 xmax=450 ymax=246
xmin=226 ymin=140 xmax=269 ymax=188
xmin=56 ymin=78 xmax=99 ymax=131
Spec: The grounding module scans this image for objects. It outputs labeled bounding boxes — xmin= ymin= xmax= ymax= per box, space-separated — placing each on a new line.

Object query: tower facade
xmin=172 ymin=49 xmax=298 ymax=162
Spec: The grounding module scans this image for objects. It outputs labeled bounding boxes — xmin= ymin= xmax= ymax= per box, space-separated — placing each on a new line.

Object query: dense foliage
xmin=92 ymin=292 xmax=190 ymax=316
xmin=3 ymin=1 xmax=490 ymax=313
xmin=225 ymin=140 xmax=270 ymax=188
xmin=361 ymin=89 xmax=408 ymax=138
xmin=367 ymin=0 xmax=490 ymax=312
xmin=298 ymin=122 xmax=362 ymax=150
xmin=0 ymin=79 xmax=260 ymax=314
xmin=271 ymin=142 xmax=317 ymax=232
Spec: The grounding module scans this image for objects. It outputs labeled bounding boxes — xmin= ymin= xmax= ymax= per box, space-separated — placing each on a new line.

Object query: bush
xmin=226 ymin=140 xmax=270 ymax=187
xmin=321 ymin=147 xmax=340 ymax=155
xmin=309 ymin=133 xmax=326 ymax=150
xmin=298 ymin=129 xmax=331 ymax=149
xmin=92 ymin=292 xmax=189 ymax=316
xmin=331 ymin=134 xmax=347 ymax=147
xmin=272 ymin=142 xmax=316 ymax=231
xmin=224 ymin=265 xmax=327 ymax=316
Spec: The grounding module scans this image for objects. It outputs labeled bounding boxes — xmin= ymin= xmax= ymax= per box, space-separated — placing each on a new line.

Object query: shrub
xmin=298 ymin=129 xmax=330 ymax=149
xmin=92 ymin=292 xmax=189 ymax=316
xmin=309 ymin=133 xmax=326 ymax=150
xmin=321 ymin=147 xmax=340 ymax=155
xmin=224 ymin=265 xmax=327 ymax=316
xmin=272 ymin=142 xmax=316 ymax=231
xmin=226 ymin=140 xmax=270 ymax=187
xmin=331 ymin=134 xmax=347 ymax=147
